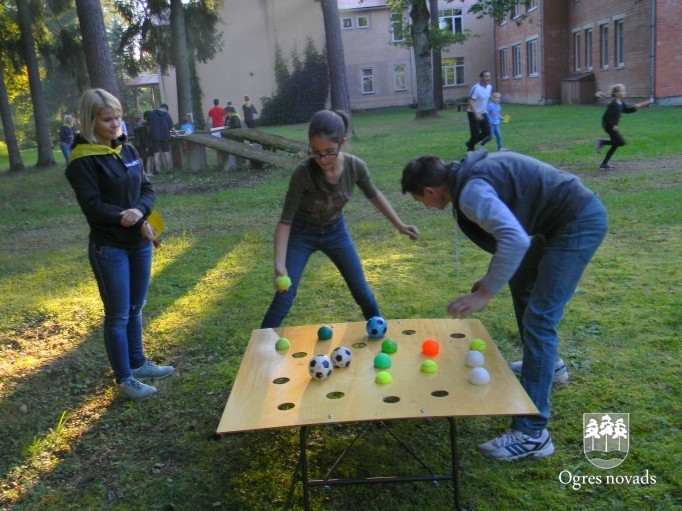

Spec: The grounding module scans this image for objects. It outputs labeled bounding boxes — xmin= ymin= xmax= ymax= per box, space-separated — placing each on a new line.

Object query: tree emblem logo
xmin=583 ymin=413 xmax=629 ymax=469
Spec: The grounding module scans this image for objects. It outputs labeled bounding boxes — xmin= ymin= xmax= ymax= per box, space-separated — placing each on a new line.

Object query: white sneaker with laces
xmin=509 ymin=358 xmax=569 ymax=384
xmin=478 ymin=429 xmax=555 ymax=460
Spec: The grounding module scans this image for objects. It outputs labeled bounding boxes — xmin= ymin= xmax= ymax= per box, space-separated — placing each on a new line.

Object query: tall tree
xmin=319 ymin=0 xmax=351 ymax=116
xmin=429 ymin=0 xmax=443 ymax=110
xmin=0 ymin=59 xmax=25 ymax=172
xmin=409 ymin=0 xmax=436 ymax=118
xmin=170 ymin=0 xmax=191 ymax=122
xmin=15 ymin=0 xmax=55 ymax=167
xmin=75 ymin=0 xmax=120 ymax=96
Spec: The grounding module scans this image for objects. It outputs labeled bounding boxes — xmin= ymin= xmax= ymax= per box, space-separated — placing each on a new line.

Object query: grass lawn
xmin=1 ymin=104 xmax=681 ymax=510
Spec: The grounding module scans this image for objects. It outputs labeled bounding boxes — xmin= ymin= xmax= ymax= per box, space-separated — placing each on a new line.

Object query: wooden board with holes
xmin=217 ymin=318 xmax=538 ymax=434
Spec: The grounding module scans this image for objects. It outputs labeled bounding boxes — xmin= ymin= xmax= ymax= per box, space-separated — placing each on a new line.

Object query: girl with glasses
xmin=261 ymin=110 xmax=419 ymax=328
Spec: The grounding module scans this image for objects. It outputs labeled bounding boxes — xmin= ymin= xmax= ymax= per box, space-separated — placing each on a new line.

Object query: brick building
xmin=494 ymin=0 xmax=682 ymax=105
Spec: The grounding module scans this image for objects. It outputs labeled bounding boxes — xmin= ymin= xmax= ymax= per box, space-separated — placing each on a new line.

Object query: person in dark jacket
xmin=58 ymin=115 xmax=76 ymax=165
xmin=65 ymin=89 xmax=174 ymax=400
xmin=596 ymin=84 xmax=652 ymax=170
xmin=401 ymin=150 xmax=608 ymax=460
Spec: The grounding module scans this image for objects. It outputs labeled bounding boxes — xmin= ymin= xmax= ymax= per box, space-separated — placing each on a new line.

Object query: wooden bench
xmin=170 ymin=130 xmax=304 ymax=171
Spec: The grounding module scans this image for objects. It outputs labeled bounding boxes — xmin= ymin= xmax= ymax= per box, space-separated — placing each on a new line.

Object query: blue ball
xmin=366 ymin=316 xmax=387 ymax=339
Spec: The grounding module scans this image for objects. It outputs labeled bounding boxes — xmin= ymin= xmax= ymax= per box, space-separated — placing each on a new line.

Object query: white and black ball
xmin=308 ymin=355 xmax=333 ymax=379
xmin=331 ymin=346 xmax=352 ymax=368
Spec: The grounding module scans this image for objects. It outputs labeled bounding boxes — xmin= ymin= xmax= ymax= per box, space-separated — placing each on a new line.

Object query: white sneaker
xmin=479 ymin=428 xmax=555 ymax=460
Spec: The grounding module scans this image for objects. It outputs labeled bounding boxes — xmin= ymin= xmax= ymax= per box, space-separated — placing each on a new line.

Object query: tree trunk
xmin=75 ymin=0 xmax=120 ymax=97
xmin=0 ymin=61 xmax=25 ymax=172
xmin=320 ymin=0 xmax=353 ymax=132
xmin=171 ymin=0 xmax=193 ymax=124
xmin=429 ymin=0 xmax=444 ymax=110
xmin=16 ymin=0 xmax=56 ymax=168
xmin=410 ymin=1 xmax=436 ymax=118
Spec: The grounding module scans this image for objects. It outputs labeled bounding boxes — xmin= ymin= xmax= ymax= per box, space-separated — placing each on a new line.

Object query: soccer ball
xmin=308 ymin=355 xmax=333 ymax=379
xmin=331 ymin=346 xmax=352 ymax=368
xmin=366 ymin=316 xmax=387 ymax=339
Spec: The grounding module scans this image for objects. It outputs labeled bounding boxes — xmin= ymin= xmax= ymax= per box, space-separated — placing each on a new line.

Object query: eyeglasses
xmin=307 ymin=143 xmax=341 ymax=161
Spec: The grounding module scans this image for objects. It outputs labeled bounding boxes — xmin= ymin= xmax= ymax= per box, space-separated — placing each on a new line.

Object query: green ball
xmin=469 ymin=338 xmax=486 ymax=352
xmin=317 ymin=325 xmax=333 ymax=340
xmin=275 ymin=338 xmax=290 ymax=350
xmin=375 ymin=371 xmax=393 ymax=384
xmin=381 ymin=338 xmax=398 ymax=354
xmin=421 ymin=360 xmax=438 ymax=373
xmin=374 ymin=352 xmax=392 ymax=369
xmin=275 ymin=275 xmax=292 ymax=292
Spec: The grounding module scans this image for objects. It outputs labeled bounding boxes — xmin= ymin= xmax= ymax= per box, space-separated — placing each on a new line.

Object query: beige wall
xmin=160 ymin=0 xmax=494 ymax=121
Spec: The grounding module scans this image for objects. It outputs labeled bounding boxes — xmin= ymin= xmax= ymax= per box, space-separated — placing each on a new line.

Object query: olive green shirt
xmin=279 ymin=154 xmax=378 ymax=226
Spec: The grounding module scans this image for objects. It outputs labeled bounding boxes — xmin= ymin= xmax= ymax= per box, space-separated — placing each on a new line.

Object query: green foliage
xmin=259 ymin=39 xmax=329 ymax=126
xmin=0 ymin=106 xmax=681 ymax=510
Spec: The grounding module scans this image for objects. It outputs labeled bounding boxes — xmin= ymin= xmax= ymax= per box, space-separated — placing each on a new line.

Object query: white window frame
xmin=357 ymin=15 xmax=369 ymax=29
xmin=584 ymin=26 xmax=593 ymax=71
xmin=500 ymin=47 xmax=509 ymax=79
xmin=573 ymin=30 xmax=581 ymax=72
xmin=391 ymin=13 xmax=405 ymax=43
xmin=342 ymin=17 xmax=353 ymax=30
xmin=512 ymin=2 xmax=521 ymax=19
xmin=393 ymin=64 xmax=407 ymax=91
xmin=438 ymin=8 xmax=463 ymax=35
xmin=441 ymin=57 xmax=464 ymax=87
xmin=512 ymin=43 xmax=522 ymax=78
xmin=600 ymin=23 xmax=609 ymax=70
xmin=614 ymin=17 xmax=625 ymax=68
xmin=526 ymin=38 xmax=538 ymax=77
xmin=528 ymin=0 xmax=537 ymax=11
xmin=361 ymin=67 xmax=374 ymax=94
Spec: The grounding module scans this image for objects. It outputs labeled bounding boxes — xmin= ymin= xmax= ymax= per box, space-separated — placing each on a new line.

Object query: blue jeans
xmin=508 ymin=195 xmax=608 ymax=434
xmin=261 ymin=216 xmax=380 ymax=328
xmin=89 ymin=241 xmax=152 ymax=383
xmin=490 ymin=124 xmax=503 ymax=149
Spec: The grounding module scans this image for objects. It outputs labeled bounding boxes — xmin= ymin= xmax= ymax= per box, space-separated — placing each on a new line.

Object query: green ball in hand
xmin=276 ymin=275 xmax=292 ymax=292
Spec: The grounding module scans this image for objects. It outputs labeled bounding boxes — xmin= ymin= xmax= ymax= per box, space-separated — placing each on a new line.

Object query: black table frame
xmin=299 ymin=417 xmax=466 ymax=510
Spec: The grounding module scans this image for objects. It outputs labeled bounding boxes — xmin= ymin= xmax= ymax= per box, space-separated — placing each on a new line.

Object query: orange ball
xmin=422 ymin=338 xmax=440 ymax=356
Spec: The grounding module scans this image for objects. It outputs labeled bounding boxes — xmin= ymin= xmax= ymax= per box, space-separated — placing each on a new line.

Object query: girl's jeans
xmin=508 ymin=195 xmax=608 ymax=434
xmin=490 ymin=123 xmax=503 ymax=149
xmin=89 ymin=241 xmax=152 ymax=383
xmin=261 ymin=216 xmax=380 ymax=328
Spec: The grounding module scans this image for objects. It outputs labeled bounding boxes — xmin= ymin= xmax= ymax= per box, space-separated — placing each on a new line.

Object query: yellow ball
xmin=469 ymin=338 xmax=486 ymax=352
xmin=421 ymin=360 xmax=438 ymax=373
xmin=275 ymin=275 xmax=292 ymax=292
xmin=375 ymin=371 xmax=393 ymax=384
xmin=275 ymin=338 xmax=290 ymax=350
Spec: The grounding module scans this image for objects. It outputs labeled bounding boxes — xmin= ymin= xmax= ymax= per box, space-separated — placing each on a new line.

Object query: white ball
xmin=468 ymin=367 xmax=490 ymax=385
xmin=308 ymin=355 xmax=333 ymax=379
xmin=465 ymin=350 xmax=485 ymax=368
xmin=331 ymin=346 xmax=352 ymax=368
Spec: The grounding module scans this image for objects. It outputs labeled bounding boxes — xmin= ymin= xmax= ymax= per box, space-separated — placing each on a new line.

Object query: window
xmin=600 ymin=24 xmax=609 ymax=69
xmin=391 ymin=13 xmax=405 ymax=43
xmin=573 ymin=31 xmax=581 ymax=72
xmin=342 ymin=18 xmax=353 ymax=30
xmin=357 ymin=16 xmax=369 ymax=29
xmin=393 ymin=64 xmax=407 ymax=91
xmin=615 ymin=18 xmax=624 ymax=67
xmin=512 ymin=2 xmax=521 ymax=19
xmin=512 ymin=44 xmax=522 ymax=78
xmin=439 ymin=9 xmax=463 ymax=34
xmin=527 ymin=38 xmax=538 ymax=76
xmin=442 ymin=57 xmax=464 ymax=86
xmin=500 ymin=47 xmax=509 ymax=79
xmin=585 ymin=27 xmax=593 ymax=71
xmin=528 ymin=0 xmax=537 ymax=11
xmin=361 ymin=68 xmax=374 ymax=94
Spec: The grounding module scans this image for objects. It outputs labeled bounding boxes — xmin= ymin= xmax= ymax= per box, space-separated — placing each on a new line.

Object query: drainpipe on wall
xmin=649 ymin=0 xmax=656 ymax=104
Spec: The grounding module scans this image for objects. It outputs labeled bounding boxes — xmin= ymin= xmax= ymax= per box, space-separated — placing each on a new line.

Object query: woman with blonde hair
xmin=65 ymin=89 xmax=174 ymax=400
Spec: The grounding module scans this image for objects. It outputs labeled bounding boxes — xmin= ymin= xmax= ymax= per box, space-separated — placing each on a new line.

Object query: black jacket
xmin=65 ymin=134 xmax=155 ymax=248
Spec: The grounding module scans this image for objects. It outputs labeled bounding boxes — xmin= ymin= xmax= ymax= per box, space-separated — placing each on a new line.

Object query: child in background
xmin=595 ymin=84 xmax=652 ymax=170
xmin=487 ymin=92 xmax=506 ymax=151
